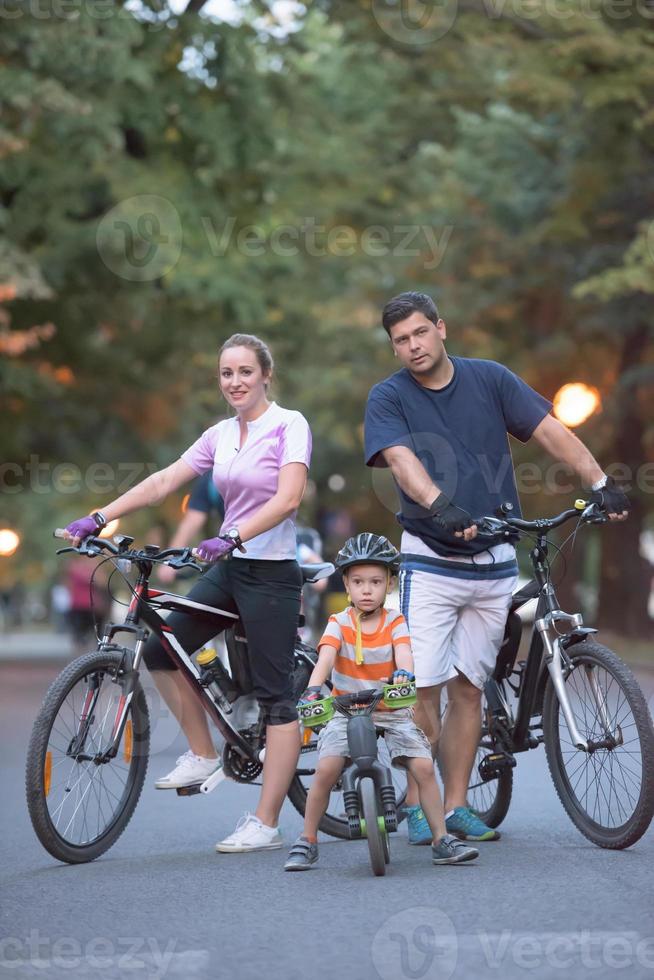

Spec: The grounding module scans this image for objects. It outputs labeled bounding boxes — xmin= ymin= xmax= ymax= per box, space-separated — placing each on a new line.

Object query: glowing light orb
xmin=553 ymin=383 xmax=601 ymax=428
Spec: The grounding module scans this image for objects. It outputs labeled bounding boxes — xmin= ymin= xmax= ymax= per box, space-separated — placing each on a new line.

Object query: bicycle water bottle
xmin=196 ymin=648 xmax=238 ymax=713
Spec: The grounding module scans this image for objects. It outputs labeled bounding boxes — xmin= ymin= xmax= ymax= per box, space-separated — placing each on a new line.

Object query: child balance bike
xmin=298 ymin=680 xmax=417 ymax=877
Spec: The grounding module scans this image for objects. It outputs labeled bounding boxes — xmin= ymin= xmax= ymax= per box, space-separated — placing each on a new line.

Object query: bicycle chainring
xmin=222 ymin=742 xmax=263 ymax=783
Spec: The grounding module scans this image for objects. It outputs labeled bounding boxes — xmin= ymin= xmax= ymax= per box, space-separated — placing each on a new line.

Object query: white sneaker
xmin=215 ymin=812 xmax=283 ymax=853
xmin=154 ymin=750 xmax=220 ymax=790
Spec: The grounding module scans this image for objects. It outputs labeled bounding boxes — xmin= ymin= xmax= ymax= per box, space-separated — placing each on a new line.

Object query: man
xmin=364 ymin=291 xmax=629 ymax=843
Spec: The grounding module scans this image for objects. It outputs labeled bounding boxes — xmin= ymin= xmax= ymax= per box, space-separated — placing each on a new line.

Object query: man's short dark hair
xmin=382 ymin=292 xmax=439 ymax=336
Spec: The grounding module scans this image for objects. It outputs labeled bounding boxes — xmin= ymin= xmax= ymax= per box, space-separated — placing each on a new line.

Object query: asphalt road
xmin=1 ymin=661 xmax=653 ymax=980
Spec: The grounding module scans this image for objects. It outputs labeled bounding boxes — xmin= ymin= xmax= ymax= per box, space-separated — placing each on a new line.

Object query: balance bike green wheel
xmin=359 ymin=777 xmax=386 ymax=876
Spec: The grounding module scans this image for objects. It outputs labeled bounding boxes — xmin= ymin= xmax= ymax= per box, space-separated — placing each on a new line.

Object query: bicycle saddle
xmin=300 ymin=562 xmax=335 ymax=584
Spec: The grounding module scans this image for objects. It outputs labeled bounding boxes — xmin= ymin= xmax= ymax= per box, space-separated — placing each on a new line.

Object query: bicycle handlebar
xmin=475 ymin=501 xmax=607 ymax=539
xmin=53 ymin=530 xmax=204 ymax=571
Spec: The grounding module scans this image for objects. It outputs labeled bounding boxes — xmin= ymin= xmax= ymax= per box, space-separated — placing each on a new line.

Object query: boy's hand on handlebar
xmin=299 ymin=686 xmax=322 ymax=704
xmin=194 ymin=536 xmax=238 ymax=562
xmin=590 ymin=476 xmax=630 ymax=521
xmin=428 ymin=493 xmax=477 ymax=541
xmin=389 ymin=669 xmax=415 ymax=684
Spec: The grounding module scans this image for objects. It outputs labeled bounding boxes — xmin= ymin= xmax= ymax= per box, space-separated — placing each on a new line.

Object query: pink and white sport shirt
xmin=181 ymin=402 xmax=312 ymax=560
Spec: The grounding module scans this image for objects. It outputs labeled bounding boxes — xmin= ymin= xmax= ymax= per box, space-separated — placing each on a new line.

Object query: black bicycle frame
xmin=95 ymin=565 xmax=255 ymax=760
xmin=501 ymin=537 xmax=561 ymax=752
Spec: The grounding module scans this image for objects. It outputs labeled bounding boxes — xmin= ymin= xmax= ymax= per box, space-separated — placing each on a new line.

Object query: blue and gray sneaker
xmin=432 ymin=834 xmax=479 ymax=865
xmin=401 ymin=805 xmax=433 ymax=845
xmin=445 ymin=806 xmax=500 ymax=841
xmin=284 ymin=836 xmax=319 ymax=871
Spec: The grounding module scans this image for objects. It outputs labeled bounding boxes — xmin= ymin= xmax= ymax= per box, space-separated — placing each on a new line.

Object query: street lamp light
xmin=99 ymin=520 xmax=119 ymax=538
xmin=0 ymin=529 xmax=20 ymax=557
xmin=553 ymin=383 xmax=601 ymax=428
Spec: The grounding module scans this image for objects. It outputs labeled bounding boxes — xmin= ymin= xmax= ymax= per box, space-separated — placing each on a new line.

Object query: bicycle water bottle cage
xmin=298 ymin=697 xmax=334 ymax=728
xmin=382 ymin=681 xmax=417 ymax=709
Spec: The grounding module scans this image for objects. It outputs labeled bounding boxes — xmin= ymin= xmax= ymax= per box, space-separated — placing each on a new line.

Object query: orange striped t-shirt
xmin=318 ymin=606 xmax=410 ymax=704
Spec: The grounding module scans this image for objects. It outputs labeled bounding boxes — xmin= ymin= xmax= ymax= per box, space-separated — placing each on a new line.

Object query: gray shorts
xmin=316 ymin=710 xmax=432 ymax=768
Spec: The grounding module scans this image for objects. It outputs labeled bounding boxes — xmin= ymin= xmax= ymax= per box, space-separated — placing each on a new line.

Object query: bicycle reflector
xmin=297 ymin=697 xmax=334 ymax=728
xmin=44 ymin=751 xmax=52 ymax=797
xmin=383 ymin=681 xmax=417 ymax=709
xmin=123 ymin=719 xmax=133 ymax=763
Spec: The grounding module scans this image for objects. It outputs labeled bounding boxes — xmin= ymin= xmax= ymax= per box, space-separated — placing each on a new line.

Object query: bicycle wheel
xmin=543 ymin=639 xmax=654 ymax=849
xmin=26 ymin=650 xmax=149 ymax=864
xmin=287 ymin=659 xmax=408 ymax=838
xmin=360 ymin=777 xmax=386 ymax=877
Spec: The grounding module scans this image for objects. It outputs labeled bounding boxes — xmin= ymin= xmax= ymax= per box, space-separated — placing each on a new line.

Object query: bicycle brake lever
xmin=55 ymin=546 xmax=78 ymax=556
xmin=581 ymin=503 xmax=607 ymax=524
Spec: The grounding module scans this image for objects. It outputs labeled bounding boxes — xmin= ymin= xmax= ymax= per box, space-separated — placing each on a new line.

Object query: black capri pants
xmin=142 ymin=557 xmax=302 ymax=725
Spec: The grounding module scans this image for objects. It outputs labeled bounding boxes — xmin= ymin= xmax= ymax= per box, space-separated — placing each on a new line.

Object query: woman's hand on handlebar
xmin=194 ymin=536 xmax=238 ymax=562
xmin=64 ymin=515 xmax=99 ymax=546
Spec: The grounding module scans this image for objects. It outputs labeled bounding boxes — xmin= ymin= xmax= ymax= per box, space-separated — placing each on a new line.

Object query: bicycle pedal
xmin=175 ymin=783 xmax=203 ymax=796
xmin=478 ymin=751 xmax=516 ymax=782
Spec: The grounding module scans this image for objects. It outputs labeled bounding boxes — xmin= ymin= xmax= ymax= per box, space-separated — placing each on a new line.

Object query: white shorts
xmin=398 ymin=548 xmax=518 ymax=691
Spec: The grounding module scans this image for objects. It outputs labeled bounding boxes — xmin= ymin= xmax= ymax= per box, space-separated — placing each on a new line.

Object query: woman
xmin=65 ymin=334 xmax=311 ymax=853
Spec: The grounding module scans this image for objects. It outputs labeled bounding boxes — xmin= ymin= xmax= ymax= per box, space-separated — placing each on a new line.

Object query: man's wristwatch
xmin=91 ymin=511 xmax=107 ymax=529
xmin=591 ymin=475 xmax=608 ymax=492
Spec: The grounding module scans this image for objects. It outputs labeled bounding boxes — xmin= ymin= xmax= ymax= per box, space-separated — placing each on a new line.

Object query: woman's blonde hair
xmin=219 ymin=334 xmax=274 ymax=389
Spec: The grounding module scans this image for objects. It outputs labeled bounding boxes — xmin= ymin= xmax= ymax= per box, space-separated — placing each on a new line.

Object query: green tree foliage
xmin=1 ymin=0 xmax=652 ymax=633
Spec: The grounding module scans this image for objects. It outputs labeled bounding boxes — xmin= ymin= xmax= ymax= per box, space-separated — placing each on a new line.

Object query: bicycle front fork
xmin=536 ymin=611 xmax=619 ymax=751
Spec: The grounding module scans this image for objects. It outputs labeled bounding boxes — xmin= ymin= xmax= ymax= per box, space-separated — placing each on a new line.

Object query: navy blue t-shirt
xmin=188 ymin=471 xmax=225 ymax=520
xmin=364 ymin=357 xmax=552 ymax=556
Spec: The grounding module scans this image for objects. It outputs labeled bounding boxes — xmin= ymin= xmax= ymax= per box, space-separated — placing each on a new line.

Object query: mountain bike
xmin=464 ymin=500 xmax=654 ymax=849
xmin=26 ymin=532 xmax=388 ymax=864
xmin=299 ymin=682 xmax=417 ymax=876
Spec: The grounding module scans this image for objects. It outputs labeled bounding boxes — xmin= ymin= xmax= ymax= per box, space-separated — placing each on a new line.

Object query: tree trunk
xmin=596 ymin=322 xmax=652 ymax=639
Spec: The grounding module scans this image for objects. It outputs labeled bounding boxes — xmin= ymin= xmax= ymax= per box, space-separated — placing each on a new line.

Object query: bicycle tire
xmin=360 ymin=777 xmax=386 ymax=876
xmin=286 ymin=658 xmax=408 ymax=839
xmin=26 ymin=649 xmax=149 ymax=864
xmin=542 ymin=639 xmax=654 ymax=849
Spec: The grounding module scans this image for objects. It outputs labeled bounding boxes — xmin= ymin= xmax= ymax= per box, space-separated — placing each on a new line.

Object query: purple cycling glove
xmin=195 ymin=536 xmax=237 ymax=562
xmin=65 ymin=516 xmax=99 ymax=541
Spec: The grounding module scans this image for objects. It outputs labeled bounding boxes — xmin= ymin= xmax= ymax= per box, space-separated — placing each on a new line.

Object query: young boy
xmin=284 ymin=532 xmax=479 ymax=871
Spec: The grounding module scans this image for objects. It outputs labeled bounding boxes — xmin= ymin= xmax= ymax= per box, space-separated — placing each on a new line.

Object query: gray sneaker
xmin=432 ymin=834 xmax=479 ymax=865
xmin=284 ymin=837 xmax=319 ymax=871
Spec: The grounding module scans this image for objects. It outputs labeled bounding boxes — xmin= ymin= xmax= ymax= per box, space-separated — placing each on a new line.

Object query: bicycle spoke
xmin=556 ymin=656 xmax=644 ymax=830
